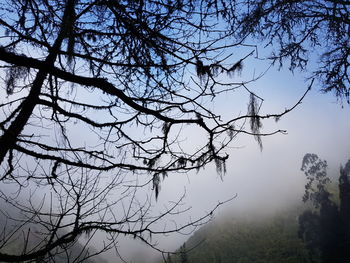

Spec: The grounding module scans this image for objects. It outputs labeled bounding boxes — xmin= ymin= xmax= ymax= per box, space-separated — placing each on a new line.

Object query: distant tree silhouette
xmin=166 ymin=253 xmax=174 ymax=263
xmin=338 ymin=160 xmax=350 ymax=260
xmin=298 ymin=210 xmax=322 ymax=263
xmin=0 ymin=0 xmax=307 ymax=261
xmin=230 ymin=0 xmax=350 ymax=102
xmin=180 ymin=244 xmax=189 ymax=263
xmin=298 ymin=154 xmax=350 ymax=263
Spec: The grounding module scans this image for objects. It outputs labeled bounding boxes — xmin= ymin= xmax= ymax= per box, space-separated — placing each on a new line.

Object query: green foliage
xmin=167 ymin=208 xmax=310 ymax=263
xmin=298 ymin=154 xmax=350 ymax=263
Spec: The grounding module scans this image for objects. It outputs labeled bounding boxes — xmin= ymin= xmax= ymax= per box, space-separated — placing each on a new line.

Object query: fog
xmin=1 ymin=53 xmax=350 ymax=263
xmin=98 ymin=67 xmax=350 ymax=262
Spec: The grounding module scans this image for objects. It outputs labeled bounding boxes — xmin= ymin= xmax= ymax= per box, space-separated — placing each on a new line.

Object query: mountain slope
xmin=171 ymin=207 xmax=311 ymax=263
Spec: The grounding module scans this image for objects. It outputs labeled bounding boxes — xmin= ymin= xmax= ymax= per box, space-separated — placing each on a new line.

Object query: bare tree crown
xmin=0 ymin=0 xmax=307 ymax=262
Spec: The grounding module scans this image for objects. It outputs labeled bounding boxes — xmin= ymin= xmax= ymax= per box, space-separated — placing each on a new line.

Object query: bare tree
xmin=230 ymin=0 xmax=350 ymax=102
xmin=0 ymin=0 xmax=306 ymax=262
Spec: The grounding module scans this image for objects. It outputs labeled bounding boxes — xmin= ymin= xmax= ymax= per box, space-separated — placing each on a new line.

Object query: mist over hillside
xmin=164 ymin=205 xmax=309 ymax=263
xmin=155 ymin=155 xmax=350 ymax=263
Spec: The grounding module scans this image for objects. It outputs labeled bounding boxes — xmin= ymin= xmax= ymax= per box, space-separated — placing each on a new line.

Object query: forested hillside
xmin=163 ymin=155 xmax=350 ymax=263
xmin=166 ymin=207 xmax=310 ymax=263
